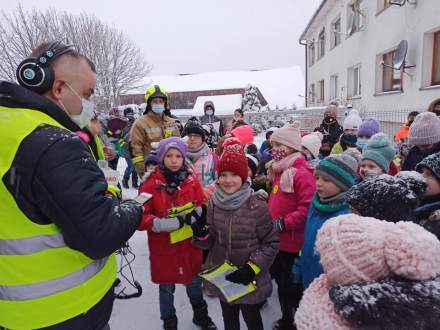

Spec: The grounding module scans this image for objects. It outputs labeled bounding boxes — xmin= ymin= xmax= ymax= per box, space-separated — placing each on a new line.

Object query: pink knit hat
xmin=408 ymin=112 xmax=440 ymax=146
xmin=316 ymin=214 xmax=440 ymax=286
xmin=270 ymin=121 xmax=302 ymax=151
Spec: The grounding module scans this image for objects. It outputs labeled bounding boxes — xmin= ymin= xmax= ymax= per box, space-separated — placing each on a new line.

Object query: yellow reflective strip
xmin=170 ymin=225 xmax=193 ymax=244
xmin=248 ymin=262 xmax=261 ymax=275
xmin=132 ymin=156 xmax=144 ymax=164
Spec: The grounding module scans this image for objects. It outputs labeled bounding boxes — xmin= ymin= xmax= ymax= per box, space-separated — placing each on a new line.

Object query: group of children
xmin=132 ymin=109 xmax=440 ymax=330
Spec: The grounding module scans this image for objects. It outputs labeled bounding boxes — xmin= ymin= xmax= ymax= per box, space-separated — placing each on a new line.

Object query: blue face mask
xmin=151 ymin=104 xmax=165 ymax=114
xmin=356 ymin=139 xmax=369 ymax=150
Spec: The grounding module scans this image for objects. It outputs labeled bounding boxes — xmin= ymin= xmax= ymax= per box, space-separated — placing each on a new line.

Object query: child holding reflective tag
xmin=137 ymin=137 xmax=216 ymax=330
xmin=193 ymin=138 xmax=279 ymax=330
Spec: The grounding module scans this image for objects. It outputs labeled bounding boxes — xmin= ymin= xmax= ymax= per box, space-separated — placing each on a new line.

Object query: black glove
xmin=273 ymin=218 xmax=285 ymax=232
xmin=189 ymin=205 xmax=209 ymax=237
xmin=225 ymin=264 xmax=256 ymax=285
xmin=191 ymin=221 xmax=209 ymax=238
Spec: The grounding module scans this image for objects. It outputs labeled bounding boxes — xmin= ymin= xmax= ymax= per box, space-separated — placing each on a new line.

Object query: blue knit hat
xmin=362 ymin=133 xmax=395 ymax=173
xmin=357 ymin=119 xmax=380 ymax=138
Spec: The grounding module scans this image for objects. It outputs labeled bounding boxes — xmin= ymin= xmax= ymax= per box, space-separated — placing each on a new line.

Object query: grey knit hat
xmin=315 ymin=154 xmax=358 ymax=191
xmin=408 ymin=112 xmax=440 ymax=146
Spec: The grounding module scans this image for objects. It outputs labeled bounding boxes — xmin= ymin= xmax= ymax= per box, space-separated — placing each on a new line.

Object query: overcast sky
xmin=3 ymin=0 xmax=321 ymax=75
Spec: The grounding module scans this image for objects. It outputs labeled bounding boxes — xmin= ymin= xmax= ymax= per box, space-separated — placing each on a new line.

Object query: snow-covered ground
xmin=111 ymin=136 xmax=279 ymax=329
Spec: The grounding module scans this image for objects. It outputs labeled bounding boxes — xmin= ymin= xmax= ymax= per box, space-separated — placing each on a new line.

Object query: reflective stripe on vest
xmin=0 ymin=106 xmax=117 ymax=329
xmin=0 ymin=257 xmax=108 ymax=301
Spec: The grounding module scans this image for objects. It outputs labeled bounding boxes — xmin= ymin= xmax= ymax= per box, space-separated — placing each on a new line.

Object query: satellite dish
xmin=347 ymin=13 xmax=355 ymax=35
xmin=393 ymin=40 xmax=408 ymax=70
xmin=389 ymin=0 xmax=406 ymax=6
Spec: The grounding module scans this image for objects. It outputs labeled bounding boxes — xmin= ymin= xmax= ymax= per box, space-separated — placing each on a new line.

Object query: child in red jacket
xmin=138 ymin=137 xmax=217 ymax=330
xmin=267 ymin=122 xmax=316 ymax=330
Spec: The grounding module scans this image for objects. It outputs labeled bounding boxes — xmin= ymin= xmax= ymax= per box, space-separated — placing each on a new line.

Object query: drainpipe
xmin=299 ymin=39 xmax=308 ymax=108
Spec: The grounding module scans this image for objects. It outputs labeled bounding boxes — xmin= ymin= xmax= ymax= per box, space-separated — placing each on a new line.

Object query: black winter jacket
xmin=0 ymin=81 xmax=142 ymax=260
xmin=402 ymin=144 xmax=440 ymax=171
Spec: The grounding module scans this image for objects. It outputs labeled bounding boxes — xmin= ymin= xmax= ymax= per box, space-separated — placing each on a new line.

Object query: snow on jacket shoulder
xmin=138 ymin=169 xmax=205 ymax=284
xmin=268 ymin=156 xmax=316 ymax=253
xmin=0 ymin=82 xmax=142 ymax=261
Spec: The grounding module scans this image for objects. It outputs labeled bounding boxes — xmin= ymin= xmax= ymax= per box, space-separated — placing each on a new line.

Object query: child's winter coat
xmin=268 ymin=155 xmax=316 ymax=253
xmin=194 ymin=192 xmax=279 ymax=304
xmin=187 ymin=145 xmax=218 ymax=199
xmin=138 ymin=169 xmax=205 ymax=284
xmin=300 ymin=194 xmax=350 ymax=288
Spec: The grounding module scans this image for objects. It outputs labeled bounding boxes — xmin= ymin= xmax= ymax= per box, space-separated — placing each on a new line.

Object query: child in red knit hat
xmin=193 ymin=138 xmax=279 ymax=330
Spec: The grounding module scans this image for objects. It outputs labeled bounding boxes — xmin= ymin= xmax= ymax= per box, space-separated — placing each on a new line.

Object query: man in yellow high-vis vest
xmin=0 ymin=41 xmax=144 ymax=329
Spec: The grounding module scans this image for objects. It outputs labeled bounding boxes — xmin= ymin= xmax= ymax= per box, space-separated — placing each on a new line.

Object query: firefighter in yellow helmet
xmin=129 ymin=85 xmax=180 ymax=178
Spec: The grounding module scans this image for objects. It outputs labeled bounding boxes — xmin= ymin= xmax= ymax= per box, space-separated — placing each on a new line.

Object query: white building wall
xmin=302 ymin=0 xmax=440 ymax=111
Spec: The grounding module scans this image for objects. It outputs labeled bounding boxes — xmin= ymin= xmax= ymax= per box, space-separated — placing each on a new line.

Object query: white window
xmin=308 ymin=41 xmax=316 ymax=67
xmin=432 ymin=31 xmax=440 ymax=86
xmin=330 ymin=74 xmax=339 ymax=100
xmin=381 ymin=49 xmax=403 ymax=92
xmin=318 ymin=28 xmax=325 ymax=59
xmin=347 ymin=0 xmax=366 ymax=36
xmin=318 ymin=80 xmax=325 ymax=103
xmin=331 ymin=17 xmax=342 ymax=49
xmin=348 ymin=64 xmax=361 ymax=98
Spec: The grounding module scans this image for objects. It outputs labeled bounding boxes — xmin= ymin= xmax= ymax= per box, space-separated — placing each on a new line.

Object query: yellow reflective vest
xmin=0 ymin=107 xmax=117 ymax=329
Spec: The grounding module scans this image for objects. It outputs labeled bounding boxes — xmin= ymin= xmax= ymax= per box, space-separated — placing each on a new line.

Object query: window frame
xmin=318 ymin=28 xmax=326 ymax=59
xmin=308 ymin=41 xmax=316 ymax=67
xmin=432 ymin=30 xmax=440 ymax=86
xmin=309 ymin=83 xmax=316 ymax=104
xmin=348 ymin=64 xmax=362 ymax=98
xmin=382 ymin=50 xmax=403 ymax=92
xmin=330 ymin=74 xmax=339 ymax=100
xmin=331 ymin=16 xmax=342 ymax=49
xmin=318 ymin=79 xmax=325 ymax=103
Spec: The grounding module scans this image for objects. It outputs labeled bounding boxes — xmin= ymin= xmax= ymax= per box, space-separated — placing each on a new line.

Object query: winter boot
xmin=122 ymin=178 xmax=129 ymax=189
xmin=163 ymin=315 xmax=178 ymax=330
xmin=132 ymin=176 xmax=139 ymax=189
xmin=272 ymin=318 xmax=296 ymax=330
xmin=192 ymin=301 xmax=217 ymax=330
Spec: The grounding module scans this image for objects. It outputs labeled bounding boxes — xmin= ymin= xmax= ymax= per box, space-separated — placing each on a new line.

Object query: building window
xmin=318 ymin=28 xmax=325 ymax=59
xmin=382 ymin=50 xmax=402 ymax=92
xmin=432 ymin=31 xmax=440 ymax=86
xmin=331 ymin=17 xmax=342 ymax=49
xmin=347 ymin=0 xmax=366 ymax=36
xmin=318 ymin=80 xmax=325 ymax=103
xmin=308 ymin=41 xmax=316 ymax=67
xmin=309 ymin=83 xmax=316 ymax=103
xmin=348 ymin=64 xmax=361 ymax=98
xmin=330 ymin=74 xmax=339 ymax=100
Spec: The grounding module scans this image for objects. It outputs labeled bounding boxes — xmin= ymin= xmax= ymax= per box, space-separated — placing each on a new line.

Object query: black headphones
xmin=16 ymin=40 xmax=76 ymax=94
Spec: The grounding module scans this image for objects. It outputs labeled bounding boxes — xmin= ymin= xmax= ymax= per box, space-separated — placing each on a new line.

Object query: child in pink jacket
xmin=268 ymin=122 xmax=316 ymax=330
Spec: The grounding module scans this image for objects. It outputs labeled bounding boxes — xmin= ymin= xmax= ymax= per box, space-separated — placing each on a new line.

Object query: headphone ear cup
xmin=16 ymin=58 xmax=55 ymax=94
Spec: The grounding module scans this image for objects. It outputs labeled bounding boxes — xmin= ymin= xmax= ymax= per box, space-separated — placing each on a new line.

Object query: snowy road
xmin=110 ymin=139 xmax=281 ymax=329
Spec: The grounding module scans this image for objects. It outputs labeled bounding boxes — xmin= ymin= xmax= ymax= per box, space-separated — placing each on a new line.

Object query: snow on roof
xmin=130 ymin=66 xmax=304 ymax=109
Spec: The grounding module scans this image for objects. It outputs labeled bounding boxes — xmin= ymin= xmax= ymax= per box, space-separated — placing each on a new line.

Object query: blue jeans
xmin=159 ymin=276 xmax=204 ymax=320
xmin=123 ymin=155 xmax=137 ymax=182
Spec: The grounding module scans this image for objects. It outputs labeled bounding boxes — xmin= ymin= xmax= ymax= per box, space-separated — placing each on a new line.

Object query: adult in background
xmin=395 ymin=111 xmax=420 ymax=166
xmin=129 ymin=85 xmax=180 ymax=179
xmin=0 ymin=41 xmax=143 ymax=329
xmin=402 ymin=112 xmax=440 ymax=171
xmin=121 ymin=107 xmax=138 ymax=189
xmin=314 ymin=104 xmax=343 ymax=154
xmin=199 ymin=100 xmax=225 ymax=137
xmin=106 ymin=107 xmax=128 ymax=170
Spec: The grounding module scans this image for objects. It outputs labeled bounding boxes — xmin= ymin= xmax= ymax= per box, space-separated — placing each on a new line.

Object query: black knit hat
xmin=123 ymin=107 xmax=134 ymax=117
xmin=182 ymin=118 xmax=206 ymax=139
xmin=416 ymin=153 xmax=440 ymax=183
xmin=346 ymin=174 xmax=426 ymax=222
